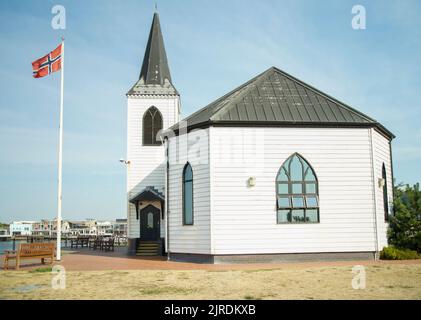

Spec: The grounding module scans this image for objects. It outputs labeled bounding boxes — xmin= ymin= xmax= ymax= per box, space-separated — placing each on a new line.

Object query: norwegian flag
xmin=32 ymin=44 xmax=62 ymax=78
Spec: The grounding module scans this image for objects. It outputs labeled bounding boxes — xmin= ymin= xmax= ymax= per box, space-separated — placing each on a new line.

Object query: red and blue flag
xmin=32 ymin=44 xmax=62 ymax=78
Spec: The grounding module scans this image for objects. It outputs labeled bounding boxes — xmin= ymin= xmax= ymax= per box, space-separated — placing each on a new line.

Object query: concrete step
xmin=136 ymin=252 xmax=159 ymax=256
xmin=136 ymin=241 xmax=160 ymax=256
xmin=137 ymin=250 xmax=159 ymax=254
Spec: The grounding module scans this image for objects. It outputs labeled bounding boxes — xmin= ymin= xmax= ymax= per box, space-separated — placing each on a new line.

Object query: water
xmin=0 ymin=240 xmax=26 ymax=254
xmin=0 ymin=240 xmax=74 ymax=254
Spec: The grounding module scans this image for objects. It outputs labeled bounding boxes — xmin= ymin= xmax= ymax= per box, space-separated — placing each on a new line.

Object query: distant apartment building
xmin=9 ymin=221 xmax=35 ymax=236
xmin=113 ymin=219 xmax=127 ymax=236
xmin=68 ymin=220 xmax=97 ymax=236
xmin=32 ymin=220 xmax=50 ymax=236
xmin=32 ymin=219 xmax=71 ymax=236
xmin=96 ymin=221 xmax=113 ymax=236
xmin=67 ymin=219 xmax=126 ymax=237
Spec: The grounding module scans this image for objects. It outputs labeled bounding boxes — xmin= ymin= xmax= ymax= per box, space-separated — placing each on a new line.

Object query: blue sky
xmin=0 ymin=0 xmax=420 ymax=222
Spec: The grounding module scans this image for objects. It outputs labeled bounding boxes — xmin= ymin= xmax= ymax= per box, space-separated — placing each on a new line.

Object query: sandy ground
xmin=1 ymin=263 xmax=421 ymax=299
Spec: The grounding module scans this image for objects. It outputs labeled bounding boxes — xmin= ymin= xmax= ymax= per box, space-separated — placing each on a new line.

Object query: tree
xmin=388 ymin=183 xmax=421 ymax=252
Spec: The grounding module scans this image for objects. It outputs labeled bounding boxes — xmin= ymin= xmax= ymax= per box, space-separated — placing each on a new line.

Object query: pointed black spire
xmin=139 ymin=12 xmax=172 ymax=85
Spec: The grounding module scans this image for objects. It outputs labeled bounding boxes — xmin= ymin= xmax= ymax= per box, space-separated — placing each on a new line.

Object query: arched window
xmin=147 ymin=212 xmax=154 ymax=229
xmin=276 ymin=153 xmax=319 ymax=223
xmin=183 ymin=163 xmax=194 ymax=225
xmin=143 ymin=106 xmax=163 ymax=146
xmin=382 ymin=163 xmax=389 ymax=222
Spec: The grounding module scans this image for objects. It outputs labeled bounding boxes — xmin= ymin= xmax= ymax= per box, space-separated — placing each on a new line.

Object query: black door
xmin=140 ymin=205 xmax=160 ymax=241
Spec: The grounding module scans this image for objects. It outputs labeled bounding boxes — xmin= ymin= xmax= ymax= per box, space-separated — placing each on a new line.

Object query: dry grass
xmin=1 ymin=264 xmax=421 ymax=300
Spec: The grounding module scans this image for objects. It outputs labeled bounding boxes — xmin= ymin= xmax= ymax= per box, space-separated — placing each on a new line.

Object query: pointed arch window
xmin=382 ymin=163 xmax=389 ymax=222
xmin=183 ymin=163 xmax=194 ymax=225
xmin=143 ymin=106 xmax=163 ymax=146
xmin=276 ymin=153 xmax=319 ymax=223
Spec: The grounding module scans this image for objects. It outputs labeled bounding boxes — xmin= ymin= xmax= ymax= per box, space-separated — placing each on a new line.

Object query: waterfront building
xmin=9 ymin=221 xmax=35 ymax=236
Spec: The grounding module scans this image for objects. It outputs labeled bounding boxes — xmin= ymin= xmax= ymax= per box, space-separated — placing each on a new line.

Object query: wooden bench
xmin=3 ymin=242 xmax=55 ymax=270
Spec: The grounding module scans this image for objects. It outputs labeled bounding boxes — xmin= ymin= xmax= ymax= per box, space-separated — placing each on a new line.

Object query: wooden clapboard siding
xmin=209 ymin=127 xmax=381 ymax=255
xmin=167 ymin=128 xmax=211 ymax=254
xmin=127 ymin=96 xmax=180 ymax=239
xmin=372 ymin=129 xmax=393 ymax=249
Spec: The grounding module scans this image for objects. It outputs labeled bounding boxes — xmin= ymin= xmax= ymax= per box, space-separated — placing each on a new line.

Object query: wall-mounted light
xmin=248 ymin=177 xmax=256 ymax=187
xmin=119 ymin=158 xmax=130 ymax=165
xmin=378 ymin=178 xmax=385 ymax=188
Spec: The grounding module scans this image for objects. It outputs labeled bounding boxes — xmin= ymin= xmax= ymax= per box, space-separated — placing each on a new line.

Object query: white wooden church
xmin=125 ymin=13 xmax=395 ymax=263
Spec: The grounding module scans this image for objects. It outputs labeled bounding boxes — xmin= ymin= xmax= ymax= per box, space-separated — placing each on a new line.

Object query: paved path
xmin=1 ymin=248 xmax=421 ymax=271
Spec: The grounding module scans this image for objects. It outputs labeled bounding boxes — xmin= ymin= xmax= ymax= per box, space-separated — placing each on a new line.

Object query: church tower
xmin=126 ymin=12 xmax=180 ymax=255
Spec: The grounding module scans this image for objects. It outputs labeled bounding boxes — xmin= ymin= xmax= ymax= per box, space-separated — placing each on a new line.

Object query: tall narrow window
xmin=276 ymin=153 xmax=319 ymax=223
xmin=143 ymin=106 xmax=163 ymax=146
xmin=382 ymin=163 xmax=389 ymax=222
xmin=147 ymin=212 xmax=154 ymax=229
xmin=183 ymin=163 xmax=194 ymax=225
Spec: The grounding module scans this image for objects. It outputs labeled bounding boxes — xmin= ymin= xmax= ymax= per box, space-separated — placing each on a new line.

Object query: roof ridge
xmin=270 ymin=66 xmax=376 ymax=123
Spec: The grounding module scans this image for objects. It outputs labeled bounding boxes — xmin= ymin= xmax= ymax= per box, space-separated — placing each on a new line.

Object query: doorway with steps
xmin=137 ymin=204 xmax=162 ymax=256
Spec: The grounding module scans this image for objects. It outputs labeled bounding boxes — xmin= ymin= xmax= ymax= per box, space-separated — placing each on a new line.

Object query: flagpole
xmin=56 ymin=37 xmax=65 ymax=261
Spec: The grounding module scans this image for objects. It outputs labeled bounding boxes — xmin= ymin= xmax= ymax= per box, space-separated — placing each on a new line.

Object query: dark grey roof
xmin=129 ymin=186 xmax=164 ymax=204
xmin=127 ymin=13 xmax=177 ymax=96
xmin=168 ymin=67 xmax=394 ymax=139
xmin=139 ymin=12 xmax=172 ymax=85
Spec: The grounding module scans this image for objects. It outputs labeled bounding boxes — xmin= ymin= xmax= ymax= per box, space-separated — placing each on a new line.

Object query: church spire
xmin=139 ymin=12 xmax=172 ymax=85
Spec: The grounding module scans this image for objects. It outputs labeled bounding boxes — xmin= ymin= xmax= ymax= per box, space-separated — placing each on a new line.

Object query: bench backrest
xmin=18 ymin=242 xmax=55 ymax=257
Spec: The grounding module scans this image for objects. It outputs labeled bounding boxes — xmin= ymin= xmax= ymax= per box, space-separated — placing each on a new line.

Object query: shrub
xmin=388 ymin=183 xmax=421 ymax=252
xmin=380 ymin=246 xmax=419 ymax=260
